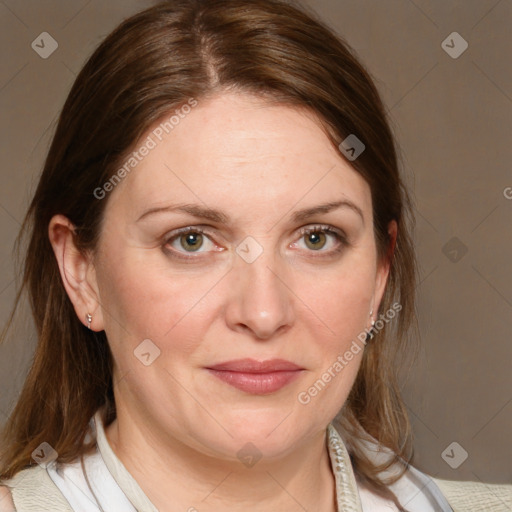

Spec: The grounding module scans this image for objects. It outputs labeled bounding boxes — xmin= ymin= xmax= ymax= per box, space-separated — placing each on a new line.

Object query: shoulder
xmin=432 ymin=477 xmax=512 ymax=512
xmin=0 ymin=464 xmax=73 ymax=512
xmin=0 ymin=485 xmax=15 ymax=512
xmin=336 ymin=422 xmax=511 ymax=512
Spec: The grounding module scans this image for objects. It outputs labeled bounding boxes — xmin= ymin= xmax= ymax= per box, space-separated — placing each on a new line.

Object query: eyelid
xmin=292 ymin=224 xmax=348 ymax=254
xmin=297 ymin=224 xmax=347 ymax=241
xmin=162 ymin=226 xmax=220 ymax=257
xmin=163 ymin=225 xmax=214 ymax=242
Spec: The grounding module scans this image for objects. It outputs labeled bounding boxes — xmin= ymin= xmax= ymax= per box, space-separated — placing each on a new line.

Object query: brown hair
xmin=0 ymin=0 xmax=418 ymax=508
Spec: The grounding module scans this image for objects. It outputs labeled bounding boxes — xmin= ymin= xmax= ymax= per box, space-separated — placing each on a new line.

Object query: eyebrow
xmin=136 ymin=200 xmax=364 ymax=225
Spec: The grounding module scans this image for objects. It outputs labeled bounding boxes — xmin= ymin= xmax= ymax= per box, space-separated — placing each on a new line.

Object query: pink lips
xmin=206 ymin=358 xmax=304 ymax=395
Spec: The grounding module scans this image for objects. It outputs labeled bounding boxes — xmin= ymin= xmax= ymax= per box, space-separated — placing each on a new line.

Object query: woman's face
xmin=90 ymin=91 xmax=392 ymax=460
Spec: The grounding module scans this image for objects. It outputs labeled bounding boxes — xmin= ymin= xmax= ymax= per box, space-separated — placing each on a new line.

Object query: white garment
xmin=46 ymin=452 xmax=134 ymax=512
xmin=43 ymin=410 xmax=451 ymax=511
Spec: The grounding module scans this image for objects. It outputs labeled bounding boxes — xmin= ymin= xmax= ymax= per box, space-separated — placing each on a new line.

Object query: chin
xmin=197 ymin=431 xmax=301 ymax=464
xmin=202 ymin=410 xmax=317 ymax=459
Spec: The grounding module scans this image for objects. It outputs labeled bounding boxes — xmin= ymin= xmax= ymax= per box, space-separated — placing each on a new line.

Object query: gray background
xmin=0 ymin=0 xmax=510 ymax=485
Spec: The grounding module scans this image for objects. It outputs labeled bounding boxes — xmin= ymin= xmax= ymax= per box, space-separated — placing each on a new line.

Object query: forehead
xmin=106 ymin=92 xmax=371 ymax=221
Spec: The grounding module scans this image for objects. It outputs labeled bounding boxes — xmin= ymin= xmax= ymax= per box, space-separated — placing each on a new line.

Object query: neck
xmin=104 ymin=408 xmax=337 ymax=512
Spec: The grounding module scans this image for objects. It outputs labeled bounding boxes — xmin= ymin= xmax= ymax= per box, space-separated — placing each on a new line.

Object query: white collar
xmin=92 ymin=410 xmax=364 ymax=511
xmin=91 ymin=409 xmax=451 ymax=512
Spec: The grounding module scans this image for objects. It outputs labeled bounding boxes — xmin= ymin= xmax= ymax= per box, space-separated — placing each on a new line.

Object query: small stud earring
xmin=86 ymin=313 xmax=92 ymax=330
xmin=365 ymin=309 xmax=376 ymax=342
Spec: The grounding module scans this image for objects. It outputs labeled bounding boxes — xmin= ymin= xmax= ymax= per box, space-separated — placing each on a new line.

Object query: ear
xmin=48 ymin=214 xmax=104 ymax=331
xmin=371 ymin=220 xmax=398 ymax=317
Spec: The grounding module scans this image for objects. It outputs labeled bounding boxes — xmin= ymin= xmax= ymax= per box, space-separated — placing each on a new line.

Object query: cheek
xmin=295 ymin=267 xmax=372 ymax=415
xmin=96 ymin=249 xmax=223 ymax=361
xmin=96 ymin=230 xmax=377 ymax=375
xmin=304 ymin=260 xmax=375 ymax=346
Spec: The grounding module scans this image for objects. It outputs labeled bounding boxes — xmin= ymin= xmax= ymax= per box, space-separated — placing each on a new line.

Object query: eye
xmin=163 ymin=226 xmax=219 ymax=257
xmin=162 ymin=224 xmax=347 ymax=261
xmin=294 ymin=224 xmax=347 ymax=254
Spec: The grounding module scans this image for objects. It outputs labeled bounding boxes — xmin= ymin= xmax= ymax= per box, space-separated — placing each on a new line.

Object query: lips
xmin=207 ymin=358 xmax=303 ymax=373
xmin=206 ymin=358 xmax=304 ymax=394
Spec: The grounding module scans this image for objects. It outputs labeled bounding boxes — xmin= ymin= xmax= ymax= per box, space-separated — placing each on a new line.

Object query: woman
xmin=0 ymin=0 xmax=510 ymax=510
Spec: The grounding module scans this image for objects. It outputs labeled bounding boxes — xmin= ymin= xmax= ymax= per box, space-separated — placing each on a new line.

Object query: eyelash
xmin=162 ymin=224 xmax=348 ymax=261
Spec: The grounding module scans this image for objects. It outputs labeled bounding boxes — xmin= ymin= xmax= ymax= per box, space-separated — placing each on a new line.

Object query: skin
xmin=49 ymin=91 xmax=396 ymax=512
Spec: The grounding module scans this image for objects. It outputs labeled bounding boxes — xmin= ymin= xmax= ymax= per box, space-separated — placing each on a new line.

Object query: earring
xmin=86 ymin=313 xmax=92 ymax=330
xmin=365 ymin=310 xmax=376 ymax=343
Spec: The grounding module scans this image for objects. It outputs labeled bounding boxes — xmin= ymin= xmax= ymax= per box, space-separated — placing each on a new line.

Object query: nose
xmin=224 ymin=244 xmax=295 ymax=340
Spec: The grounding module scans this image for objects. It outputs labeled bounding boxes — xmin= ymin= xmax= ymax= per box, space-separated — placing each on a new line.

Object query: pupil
xmin=182 ymin=233 xmax=202 ymax=251
xmin=306 ymin=231 xmax=325 ymax=250
xmin=309 ymin=233 xmax=321 ymax=244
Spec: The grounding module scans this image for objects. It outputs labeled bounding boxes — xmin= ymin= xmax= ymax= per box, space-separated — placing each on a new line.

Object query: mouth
xmin=205 ymin=358 xmax=304 ymax=395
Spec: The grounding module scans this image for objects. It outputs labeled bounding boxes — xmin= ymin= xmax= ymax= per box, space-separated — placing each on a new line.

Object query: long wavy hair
xmin=0 ymin=0 xmax=418 ymax=508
